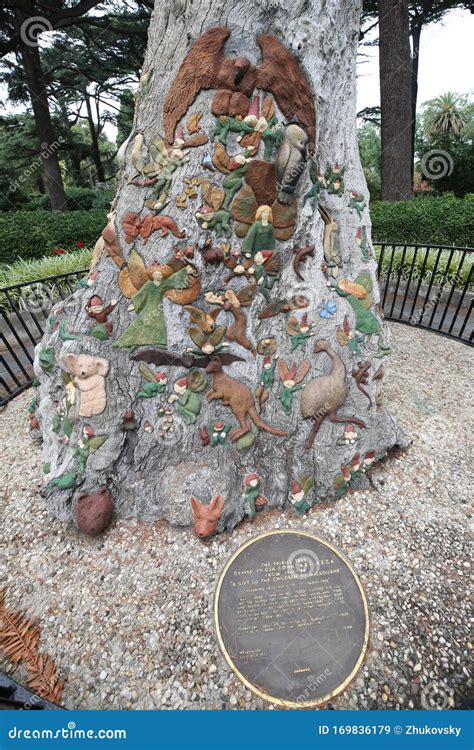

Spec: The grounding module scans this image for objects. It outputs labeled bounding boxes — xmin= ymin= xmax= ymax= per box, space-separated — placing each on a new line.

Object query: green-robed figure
xmin=113 ymin=267 xmax=190 ymax=349
xmin=242 ymin=205 xmax=276 ymax=258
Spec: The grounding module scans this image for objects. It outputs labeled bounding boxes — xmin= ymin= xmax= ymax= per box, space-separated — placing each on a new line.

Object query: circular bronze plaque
xmin=214 ymin=530 xmax=369 ymax=708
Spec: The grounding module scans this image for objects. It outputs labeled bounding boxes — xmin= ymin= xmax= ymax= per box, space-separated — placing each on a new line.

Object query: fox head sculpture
xmin=190 ymin=495 xmax=224 ymax=539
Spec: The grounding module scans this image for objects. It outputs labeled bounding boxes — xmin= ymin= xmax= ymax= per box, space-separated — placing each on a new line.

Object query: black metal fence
xmin=376 ymin=243 xmax=473 ymax=343
xmin=1 ymin=244 xmax=472 ymax=407
xmin=1 ymin=270 xmax=86 ymax=407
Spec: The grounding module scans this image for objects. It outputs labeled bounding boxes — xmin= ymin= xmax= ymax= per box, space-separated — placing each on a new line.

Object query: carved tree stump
xmin=36 ymin=0 xmax=407 ymax=534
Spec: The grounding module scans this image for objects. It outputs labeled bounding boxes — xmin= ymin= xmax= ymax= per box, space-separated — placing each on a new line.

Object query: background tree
xmin=0 ymin=0 xmax=151 ymax=209
xmin=362 ymin=0 xmax=469 ymax=198
xmin=416 ymin=92 xmax=474 ymax=194
xmin=358 ymin=122 xmax=382 ymax=199
xmin=378 ymin=0 xmax=413 ymax=199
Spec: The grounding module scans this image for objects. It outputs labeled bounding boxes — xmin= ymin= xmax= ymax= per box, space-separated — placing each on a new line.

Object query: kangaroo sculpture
xmin=206 ymin=356 xmax=288 ymax=441
xmin=300 ymin=339 xmax=367 ymax=450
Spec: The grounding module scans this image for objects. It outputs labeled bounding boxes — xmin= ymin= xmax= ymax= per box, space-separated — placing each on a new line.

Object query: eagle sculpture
xmin=163 ymin=27 xmax=316 ymax=151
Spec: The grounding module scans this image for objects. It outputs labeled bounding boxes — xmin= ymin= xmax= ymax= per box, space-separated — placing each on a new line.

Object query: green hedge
xmin=0 ymin=194 xmax=472 ymax=266
xmin=29 ymin=187 xmax=115 ymax=212
xmin=371 ymin=194 xmax=474 ymax=247
xmin=0 ymin=209 xmax=107 ymax=264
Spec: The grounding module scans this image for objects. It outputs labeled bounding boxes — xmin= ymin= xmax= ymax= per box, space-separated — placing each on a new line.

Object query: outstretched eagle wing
xmin=163 ymin=27 xmax=230 ymax=144
xmin=256 ymin=34 xmax=316 ymax=150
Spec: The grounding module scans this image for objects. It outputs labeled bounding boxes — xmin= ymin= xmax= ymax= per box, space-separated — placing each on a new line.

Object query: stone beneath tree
xmin=75 ymin=487 xmax=114 ymax=536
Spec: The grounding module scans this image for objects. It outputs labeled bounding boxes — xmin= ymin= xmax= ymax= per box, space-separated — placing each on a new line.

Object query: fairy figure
xmin=222 ymin=156 xmax=249 ymax=209
xmin=241 ymin=205 xmax=276 ymax=258
xmin=277 ymin=359 xmax=310 ymax=415
xmin=113 ymin=266 xmax=192 ymax=349
xmin=330 ymin=272 xmax=391 ymax=358
xmin=287 ymin=313 xmax=316 ymax=352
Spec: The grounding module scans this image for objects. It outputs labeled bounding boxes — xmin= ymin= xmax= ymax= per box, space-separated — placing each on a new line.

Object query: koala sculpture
xmin=64 ymin=353 xmax=109 ymax=417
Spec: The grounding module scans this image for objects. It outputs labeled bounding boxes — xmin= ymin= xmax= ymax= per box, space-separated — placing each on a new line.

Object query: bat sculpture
xmin=132 ymin=349 xmax=246 ymax=370
xmin=163 ymin=27 xmax=315 ymax=149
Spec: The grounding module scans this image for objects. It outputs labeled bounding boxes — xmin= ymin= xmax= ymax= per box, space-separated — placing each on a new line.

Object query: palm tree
xmin=423 ymin=92 xmax=469 ymax=138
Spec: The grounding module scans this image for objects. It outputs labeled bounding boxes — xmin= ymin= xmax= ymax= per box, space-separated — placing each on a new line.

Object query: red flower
xmin=76 ymin=241 xmax=85 ymax=248
xmin=53 ymin=248 xmax=66 ymax=255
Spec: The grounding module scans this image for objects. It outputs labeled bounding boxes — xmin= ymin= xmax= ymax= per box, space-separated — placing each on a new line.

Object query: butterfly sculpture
xmin=319 ymin=300 xmax=337 ymax=319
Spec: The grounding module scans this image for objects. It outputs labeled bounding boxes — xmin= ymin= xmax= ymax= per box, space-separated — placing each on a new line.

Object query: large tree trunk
xmin=85 ymin=96 xmax=106 ymax=183
xmin=410 ymin=22 xmax=422 ymax=172
xmin=35 ymin=0 xmax=407 ymax=535
xmin=19 ymin=41 xmax=68 ymax=211
xmin=379 ymin=0 xmax=413 ymax=201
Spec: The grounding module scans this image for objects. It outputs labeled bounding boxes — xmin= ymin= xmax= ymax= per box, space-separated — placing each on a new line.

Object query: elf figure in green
xmin=261 ymin=117 xmax=282 ymax=160
xmin=137 ymin=371 xmax=168 ymax=399
xmin=287 ymin=313 xmax=316 ymax=352
xmin=243 ymin=473 xmax=267 ymax=520
xmin=253 ymin=250 xmax=279 ymax=301
xmin=260 ymin=355 xmax=277 ymax=389
xmin=304 ymin=160 xmax=324 ymax=210
xmin=356 ymin=226 xmax=371 ymax=262
xmin=325 ymin=163 xmax=345 ymax=195
xmin=74 ymin=425 xmax=108 ymax=475
xmin=348 ymin=191 xmax=366 ymax=219
xmin=169 ymin=377 xmax=201 ymax=425
xmin=290 ymin=476 xmax=314 ymax=515
xmin=210 ymin=115 xmax=254 ymax=146
xmin=209 ymin=421 xmax=232 ymax=447
xmin=331 ymin=272 xmax=391 ymax=358
xmin=222 ymin=156 xmax=249 ymax=209
xmin=277 ymin=359 xmax=310 ymax=415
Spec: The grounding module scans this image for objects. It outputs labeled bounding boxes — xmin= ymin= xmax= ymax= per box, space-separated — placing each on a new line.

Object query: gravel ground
xmin=0 ymin=323 xmax=472 ymax=710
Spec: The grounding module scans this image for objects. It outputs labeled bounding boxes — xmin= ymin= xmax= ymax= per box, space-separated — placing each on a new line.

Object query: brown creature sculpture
xmin=163 ymin=27 xmax=315 ymax=149
xmin=300 ymin=340 xmax=367 ymax=451
xmin=122 ymin=212 xmax=185 ymax=244
xmin=85 ymin=296 xmax=117 ymax=337
xmin=191 ymin=494 xmax=224 ymax=539
xmin=205 ymin=356 xmax=288 ymax=441
xmin=210 ymin=284 xmax=257 ymax=355
xmin=352 ymin=361 xmax=372 ymax=407
xmin=64 ymin=353 xmax=109 ymax=417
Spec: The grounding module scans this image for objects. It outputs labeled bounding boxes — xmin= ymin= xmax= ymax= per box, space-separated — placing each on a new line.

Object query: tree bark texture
xmin=35 ymin=0 xmax=407 ymax=535
xmin=379 ymin=0 xmax=414 ymax=200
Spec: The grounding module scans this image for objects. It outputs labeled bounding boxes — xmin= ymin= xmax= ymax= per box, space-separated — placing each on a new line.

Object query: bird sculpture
xmin=275 ymin=123 xmax=308 ymax=204
xmin=300 ymin=339 xmax=367 ymax=450
xmin=163 ymin=27 xmax=315 ymax=149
